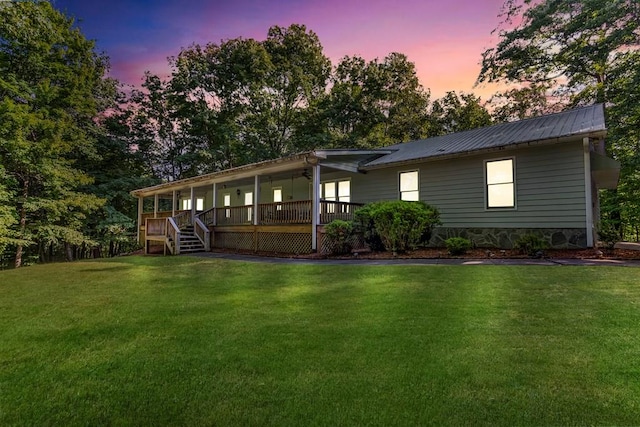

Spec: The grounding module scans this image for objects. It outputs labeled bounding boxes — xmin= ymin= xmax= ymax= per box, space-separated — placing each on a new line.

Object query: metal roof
xmin=363 ymin=104 xmax=606 ymax=169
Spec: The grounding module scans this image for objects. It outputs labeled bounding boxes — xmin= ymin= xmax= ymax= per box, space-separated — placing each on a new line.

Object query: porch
xmin=142 ymin=200 xmax=363 ymax=255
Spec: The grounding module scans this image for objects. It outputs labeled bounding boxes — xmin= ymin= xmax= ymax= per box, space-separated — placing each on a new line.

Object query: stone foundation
xmin=429 ymin=227 xmax=588 ymax=249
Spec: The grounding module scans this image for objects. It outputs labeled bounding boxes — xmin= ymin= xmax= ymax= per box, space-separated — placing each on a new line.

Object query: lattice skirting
xmin=212 ymin=229 xmax=313 ymax=254
xmin=213 ymin=232 xmax=254 ymax=250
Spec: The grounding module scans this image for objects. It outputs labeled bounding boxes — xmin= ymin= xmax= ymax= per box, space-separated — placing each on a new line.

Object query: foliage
xmin=445 ymin=237 xmax=472 ymax=256
xmin=514 ymin=233 xmax=550 ymax=257
xmin=0 ymin=0 xmax=111 ymax=266
xmin=324 ymin=220 xmax=354 ymax=255
xmin=428 ymin=91 xmax=492 ymax=136
xmin=355 ymin=201 xmax=440 ymax=253
xmin=353 ymin=204 xmax=386 ymax=251
xmin=324 ymin=53 xmax=431 ymax=148
xmin=2 ymin=258 xmax=640 ymax=425
xmin=597 ymin=221 xmax=620 ymax=249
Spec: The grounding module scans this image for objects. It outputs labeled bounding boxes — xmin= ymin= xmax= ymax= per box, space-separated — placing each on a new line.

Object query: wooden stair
xmin=178 ymin=225 xmax=206 ymax=253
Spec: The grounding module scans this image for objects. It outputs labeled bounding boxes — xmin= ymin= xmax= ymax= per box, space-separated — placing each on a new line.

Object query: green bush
xmin=445 ymin=237 xmax=471 ymax=256
xmin=324 ymin=220 xmax=354 ymax=255
xmin=597 ymin=222 xmax=619 ymax=250
xmin=514 ymin=233 xmax=550 ymax=257
xmin=355 ymin=201 xmax=440 ymax=253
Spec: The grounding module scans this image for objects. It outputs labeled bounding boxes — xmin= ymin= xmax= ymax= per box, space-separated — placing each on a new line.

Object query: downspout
xmin=583 ymin=137 xmax=594 ymax=247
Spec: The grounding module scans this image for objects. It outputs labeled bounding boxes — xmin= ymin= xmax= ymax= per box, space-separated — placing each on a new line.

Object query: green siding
xmin=350 ymin=141 xmax=587 ymax=229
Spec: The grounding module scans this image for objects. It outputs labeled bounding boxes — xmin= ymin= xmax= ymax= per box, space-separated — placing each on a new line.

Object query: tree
xmin=324 ymin=53 xmax=430 ymax=148
xmin=478 ymin=0 xmax=640 ymax=106
xmin=428 ymin=92 xmax=492 ymax=136
xmin=0 ymin=1 xmax=108 ymax=266
xmin=487 ymin=83 xmax=561 ymax=123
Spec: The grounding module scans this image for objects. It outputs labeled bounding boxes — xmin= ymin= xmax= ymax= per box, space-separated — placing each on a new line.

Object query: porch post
xmin=171 ymin=190 xmax=176 ymax=216
xmin=311 ymin=165 xmax=320 ymax=251
xmin=212 ymin=183 xmax=217 ymax=226
xmin=253 ymin=175 xmax=260 ymax=226
xmin=153 ymin=194 xmax=158 ymax=218
xmin=137 ymin=196 xmax=143 ymax=244
xmin=583 ymin=137 xmax=594 ymax=247
xmin=190 ymin=186 xmax=196 ymax=221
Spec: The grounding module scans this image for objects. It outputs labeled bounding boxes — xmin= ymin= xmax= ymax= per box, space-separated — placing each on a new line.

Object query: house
xmin=131 ymin=103 xmax=620 ymax=255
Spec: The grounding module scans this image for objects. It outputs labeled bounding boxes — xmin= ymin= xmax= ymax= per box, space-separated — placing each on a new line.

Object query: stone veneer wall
xmin=429 ymin=227 xmax=588 ymax=249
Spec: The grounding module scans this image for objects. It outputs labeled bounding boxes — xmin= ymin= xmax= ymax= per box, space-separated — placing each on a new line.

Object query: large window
xmin=273 ymin=187 xmax=282 ymax=211
xmin=486 ymin=158 xmax=515 ymax=208
xmin=322 ymin=180 xmax=350 ymax=202
xmin=399 ymin=171 xmax=419 ymax=201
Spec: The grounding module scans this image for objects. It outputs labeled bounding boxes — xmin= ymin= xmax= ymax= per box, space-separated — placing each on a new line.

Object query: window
xmin=399 ymin=171 xmax=419 ymax=201
xmin=196 ymin=197 xmax=204 ymax=211
xmin=322 ymin=180 xmax=350 ymax=213
xmin=273 ymin=187 xmax=282 ymax=211
xmin=182 ymin=199 xmax=191 ymax=210
xmin=244 ymin=192 xmax=253 ymax=222
xmin=223 ymin=193 xmax=231 ymax=218
xmin=486 ymin=158 xmax=515 ymax=208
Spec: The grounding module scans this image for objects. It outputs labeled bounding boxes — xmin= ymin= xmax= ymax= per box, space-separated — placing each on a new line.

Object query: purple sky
xmin=53 ymin=0 xmax=506 ymax=99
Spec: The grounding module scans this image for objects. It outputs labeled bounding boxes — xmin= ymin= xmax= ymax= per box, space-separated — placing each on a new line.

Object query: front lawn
xmin=1 ymin=257 xmax=639 ymax=425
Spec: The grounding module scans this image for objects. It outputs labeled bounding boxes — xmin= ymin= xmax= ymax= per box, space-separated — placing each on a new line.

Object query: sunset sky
xmin=53 ymin=0 xmax=507 ymax=100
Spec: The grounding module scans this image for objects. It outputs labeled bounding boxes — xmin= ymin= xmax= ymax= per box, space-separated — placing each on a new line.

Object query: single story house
xmin=131 ymin=103 xmax=620 ymax=255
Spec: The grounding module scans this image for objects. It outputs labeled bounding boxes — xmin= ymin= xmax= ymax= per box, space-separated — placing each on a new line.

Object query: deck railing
xmin=259 ymin=200 xmax=312 ymax=224
xmin=216 ymin=205 xmax=253 ymax=226
xmin=193 ymin=216 xmax=210 ymax=250
xmin=166 ymin=217 xmax=180 ymax=254
xmin=319 ymin=200 xmax=363 ymax=224
xmin=197 ymin=207 xmax=216 ymax=226
xmin=145 ymin=218 xmax=167 ymax=236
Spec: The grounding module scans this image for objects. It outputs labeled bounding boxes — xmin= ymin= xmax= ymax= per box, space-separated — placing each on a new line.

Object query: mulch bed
xmin=204 ymin=247 xmax=640 ymax=260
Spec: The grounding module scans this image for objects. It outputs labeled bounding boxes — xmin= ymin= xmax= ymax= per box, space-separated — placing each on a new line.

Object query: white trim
xmin=583 ymin=137 xmax=594 ymax=247
xmin=212 ymin=184 xmax=217 ymax=226
xmin=190 ymin=187 xmax=196 ymax=221
xmin=484 ymin=156 xmax=517 ymax=210
xmin=137 ymin=196 xmax=143 ymax=243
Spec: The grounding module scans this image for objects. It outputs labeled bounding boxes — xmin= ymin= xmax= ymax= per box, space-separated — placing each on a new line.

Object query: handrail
xmin=196 ymin=207 xmax=216 ymax=226
xmin=166 ymin=217 xmax=181 ymax=255
xmin=193 ymin=216 xmax=210 ymax=250
xmin=173 ymin=211 xmax=191 ymax=229
xmin=259 ymin=200 xmax=312 ymax=224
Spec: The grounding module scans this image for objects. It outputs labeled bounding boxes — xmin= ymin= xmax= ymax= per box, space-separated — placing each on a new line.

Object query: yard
xmin=1 ymin=257 xmax=639 ymax=425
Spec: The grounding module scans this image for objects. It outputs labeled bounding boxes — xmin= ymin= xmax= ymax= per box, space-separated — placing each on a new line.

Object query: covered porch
xmin=132 ymin=150 xmax=390 ymax=255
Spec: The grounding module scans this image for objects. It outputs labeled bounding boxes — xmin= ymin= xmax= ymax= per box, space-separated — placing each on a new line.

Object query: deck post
xmin=171 ymin=190 xmax=176 ymax=216
xmin=212 ymin=183 xmax=217 ymax=226
xmin=311 ymin=165 xmax=320 ymax=251
xmin=190 ymin=186 xmax=196 ymax=222
xmin=137 ymin=196 xmax=143 ymax=244
xmin=253 ymin=175 xmax=260 ymax=226
xmin=153 ymin=194 xmax=158 ymax=218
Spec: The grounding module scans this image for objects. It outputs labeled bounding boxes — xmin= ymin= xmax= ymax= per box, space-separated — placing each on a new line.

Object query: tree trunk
xmin=14 ymin=180 xmax=28 ymax=268
xmin=64 ymin=242 xmax=73 ymax=262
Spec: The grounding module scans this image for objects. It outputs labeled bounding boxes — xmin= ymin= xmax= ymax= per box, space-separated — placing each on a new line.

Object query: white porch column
xmin=137 ymin=196 xmax=143 ymax=243
xmin=171 ymin=190 xmax=176 ymax=216
xmin=212 ymin=183 xmax=217 ymax=226
xmin=190 ymin=186 xmax=196 ymax=221
xmin=311 ymin=165 xmax=320 ymax=251
xmin=153 ymin=194 xmax=158 ymax=218
xmin=583 ymin=137 xmax=594 ymax=247
xmin=253 ymin=175 xmax=260 ymax=226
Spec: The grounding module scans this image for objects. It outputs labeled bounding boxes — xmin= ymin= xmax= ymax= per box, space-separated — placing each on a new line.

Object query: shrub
xmin=353 ymin=204 xmax=385 ymax=251
xmin=324 ymin=220 xmax=354 ymax=255
xmin=514 ymin=233 xmax=550 ymax=257
xmin=355 ymin=201 xmax=440 ymax=253
xmin=597 ymin=222 xmax=619 ymax=250
xmin=445 ymin=237 xmax=471 ymax=256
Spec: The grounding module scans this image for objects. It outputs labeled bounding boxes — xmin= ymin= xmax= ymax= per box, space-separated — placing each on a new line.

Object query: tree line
xmin=1 ymin=0 xmax=638 ymax=267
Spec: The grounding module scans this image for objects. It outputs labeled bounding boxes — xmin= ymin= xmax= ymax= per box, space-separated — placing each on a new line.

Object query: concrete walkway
xmin=190 ymin=251 xmax=640 ymax=267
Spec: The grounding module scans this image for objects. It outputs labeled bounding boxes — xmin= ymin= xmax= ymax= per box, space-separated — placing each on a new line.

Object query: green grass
xmin=1 ymin=256 xmax=639 ymax=426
